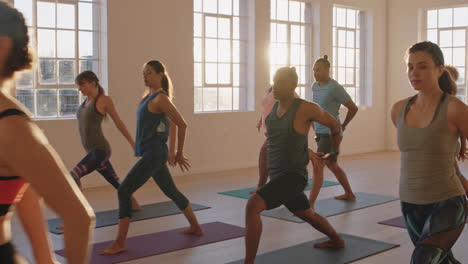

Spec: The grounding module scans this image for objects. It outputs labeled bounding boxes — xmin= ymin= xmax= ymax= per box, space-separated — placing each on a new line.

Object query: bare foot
xmin=99 ymin=241 xmax=127 ymax=255
xmin=55 ymin=225 xmax=64 ymax=230
xmin=334 ymin=193 xmax=356 ymax=201
xmin=180 ymin=226 xmax=204 ymax=236
xmin=314 ymin=238 xmax=345 ymax=248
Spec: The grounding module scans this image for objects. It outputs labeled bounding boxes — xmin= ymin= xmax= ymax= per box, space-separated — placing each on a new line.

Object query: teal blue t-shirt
xmin=312 ymin=79 xmax=351 ymax=134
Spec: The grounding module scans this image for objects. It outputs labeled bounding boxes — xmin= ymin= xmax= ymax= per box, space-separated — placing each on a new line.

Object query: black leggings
xmin=0 ymin=242 xmax=26 ymax=264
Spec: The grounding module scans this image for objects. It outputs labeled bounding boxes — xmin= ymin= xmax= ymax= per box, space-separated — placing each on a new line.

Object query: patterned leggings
xmin=401 ymin=195 xmax=467 ymax=264
xmin=70 ymin=149 xmax=120 ymax=189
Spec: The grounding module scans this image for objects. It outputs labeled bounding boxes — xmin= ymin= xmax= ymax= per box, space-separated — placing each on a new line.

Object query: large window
xmin=269 ymin=0 xmax=312 ymax=99
xmin=426 ymin=7 xmax=468 ymax=103
xmin=11 ymin=0 xmax=101 ymax=119
xmin=193 ymin=0 xmax=248 ymax=113
xmin=332 ymin=6 xmax=366 ymax=106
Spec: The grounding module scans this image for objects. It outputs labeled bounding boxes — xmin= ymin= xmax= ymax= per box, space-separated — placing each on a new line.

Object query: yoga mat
xmin=48 ymin=202 xmax=210 ymax=235
xmin=261 ymin=192 xmax=399 ymax=223
xmin=379 ymin=216 xmax=468 ymax=229
xmin=219 ymin=179 xmax=339 ymax=199
xmin=55 ymin=222 xmax=245 ymax=264
xmin=226 ymin=233 xmax=399 ymax=264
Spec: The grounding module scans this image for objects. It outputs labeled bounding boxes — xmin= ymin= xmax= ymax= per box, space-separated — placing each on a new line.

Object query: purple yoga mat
xmin=379 ymin=216 xmax=468 ymax=229
xmin=55 ymin=222 xmax=245 ymax=264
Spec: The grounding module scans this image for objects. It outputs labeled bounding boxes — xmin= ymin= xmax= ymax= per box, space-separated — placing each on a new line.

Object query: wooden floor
xmin=12 ymin=151 xmax=468 ymax=264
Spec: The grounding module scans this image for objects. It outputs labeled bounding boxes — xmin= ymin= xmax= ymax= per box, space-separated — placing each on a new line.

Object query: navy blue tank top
xmin=135 ymin=92 xmax=170 ymax=156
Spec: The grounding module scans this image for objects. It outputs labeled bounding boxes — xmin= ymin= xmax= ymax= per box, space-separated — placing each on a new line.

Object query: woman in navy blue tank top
xmin=101 ymin=61 xmax=203 ymax=255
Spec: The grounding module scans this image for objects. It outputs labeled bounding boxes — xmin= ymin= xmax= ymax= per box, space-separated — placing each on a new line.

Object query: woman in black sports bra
xmin=0 ymin=3 xmax=95 ymax=264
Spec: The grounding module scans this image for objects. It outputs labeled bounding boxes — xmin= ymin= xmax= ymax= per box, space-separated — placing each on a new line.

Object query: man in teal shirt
xmin=309 ymin=55 xmax=359 ymax=208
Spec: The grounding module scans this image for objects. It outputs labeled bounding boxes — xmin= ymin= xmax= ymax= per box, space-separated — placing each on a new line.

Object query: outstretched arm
xmin=105 ymin=97 xmax=135 ymax=150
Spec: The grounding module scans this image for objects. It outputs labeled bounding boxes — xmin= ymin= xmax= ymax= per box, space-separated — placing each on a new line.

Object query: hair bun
xmin=323 ymin=55 xmax=329 ymax=60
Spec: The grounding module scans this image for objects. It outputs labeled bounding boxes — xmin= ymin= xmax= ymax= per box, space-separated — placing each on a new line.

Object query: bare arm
xmin=156 ymin=95 xmax=190 ymax=171
xmin=390 ymin=100 xmax=406 ymax=128
xmin=306 ymin=102 xmax=342 ymax=153
xmin=448 ymin=98 xmax=468 ymax=138
xmin=15 ymin=187 xmax=59 ymax=264
xmin=0 ymin=117 xmax=94 ymax=264
xmin=341 ymin=100 xmax=358 ymax=130
xmin=105 ymin=97 xmax=135 ymax=150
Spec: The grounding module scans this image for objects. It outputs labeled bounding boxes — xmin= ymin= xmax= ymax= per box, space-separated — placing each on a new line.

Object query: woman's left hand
xmin=175 ymin=152 xmax=191 ymax=172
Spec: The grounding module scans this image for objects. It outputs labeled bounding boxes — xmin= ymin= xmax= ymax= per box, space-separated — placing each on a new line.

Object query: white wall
xmin=35 ymin=0 xmax=388 ymax=188
xmin=386 ymin=0 xmax=468 ymax=150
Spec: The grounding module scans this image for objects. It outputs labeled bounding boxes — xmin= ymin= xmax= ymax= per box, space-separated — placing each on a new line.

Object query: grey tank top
xmin=397 ymin=93 xmax=465 ymax=204
xmin=266 ymin=98 xmax=309 ymax=179
xmin=77 ymin=95 xmax=110 ymax=152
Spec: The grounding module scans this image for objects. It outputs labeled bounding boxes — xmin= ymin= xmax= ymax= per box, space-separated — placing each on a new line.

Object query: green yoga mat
xmin=219 ymin=179 xmax=339 ymax=199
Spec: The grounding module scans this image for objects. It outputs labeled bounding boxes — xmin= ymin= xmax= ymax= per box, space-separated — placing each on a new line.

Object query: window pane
xmin=218 ymin=63 xmax=231 ymax=84
xmin=38 ymin=29 xmax=56 ymax=57
xmin=233 ymin=63 xmax=239 ymax=86
xmin=277 ymin=0 xmax=288 ymax=21
xmin=439 ymin=30 xmax=453 ymax=47
xmin=58 ymin=4 xmax=75 ymax=29
xmin=233 ymin=0 xmax=239 ymax=16
xmin=219 ymin=88 xmax=232 ymax=110
xmin=338 ymin=67 xmax=345 ymax=84
xmin=338 ymin=48 xmax=346 ymax=67
xmin=16 ymin=89 xmax=34 ymax=113
xmin=441 ymin=48 xmax=453 ymax=65
xmin=194 ymin=0 xmax=202 ymax=12
xmin=290 ymin=44 xmax=300 ymax=65
xmin=58 ymin=60 xmax=75 ymax=84
xmin=218 ymin=39 xmax=231 ymax=63
xmin=454 ymin=7 xmax=468 ymax=27
xmin=438 ymin=8 xmax=453 ymax=28
xmin=338 ymin=30 xmax=346 ymax=47
xmin=347 ymin=9 xmax=356 ymax=28
xmin=456 ymin=67 xmax=465 ymax=85
xmin=271 ymin=0 xmax=276 ymax=19
xmin=16 ymin=70 xmax=33 ymax=88
xmin=218 ymin=17 xmax=231 ymax=39
xmin=194 ymin=63 xmax=202 ymax=86
xmin=219 ymin=0 xmax=232 ymax=15
xmin=79 ymin=31 xmax=94 ymax=58
xmin=194 ymin=88 xmax=203 ymax=112
xmin=289 ymin=1 xmax=301 ymax=22
xmin=59 ymin=89 xmax=79 ymax=116
xmin=233 ymin=17 xmax=239 ymax=39
xmin=346 ymin=48 xmax=354 ymax=67
xmin=453 ymin=30 xmax=466 ymax=47
xmin=79 ymin=60 xmax=98 ymax=73
xmin=298 ymin=65 xmax=306 ymax=85
xmin=346 ymin=31 xmax=355 ymax=48
xmin=205 ymin=63 xmax=217 ymax=84
xmin=276 ymin=23 xmax=287 ymax=43
xmin=14 ymin=0 xmax=33 ymax=26
xmin=79 ymin=2 xmax=94 ymax=30
xmin=37 ymin=1 xmax=55 ymax=28
xmin=203 ymin=88 xmax=218 ymax=111
xmin=233 ymin=87 xmax=239 ymax=110
xmin=205 ymin=16 xmax=217 ymax=38
xmin=194 ymin=13 xmax=202 ymax=37
xmin=453 ymin=48 xmax=465 ymax=67
xmin=37 ymin=89 xmax=57 ymax=117
xmin=233 ymin=40 xmax=240 ymax=63
xmin=300 ymin=44 xmax=306 ymax=65
xmin=194 ymin=38 xmax=202 ymax=62
xmin=427 ymin=9 xmax=438 ymax=28
xmin=291 ymin=25 xmax=300 ymax=44
xmin=205 ymin=38 xmax=217 ymax=62
xmin=203 ymin=0 xmax=217 ymax=14
xmin=39 ymin=60 xmax=57 ymax=84
xmin=427 ymin=29 xmax=438 ymax=43
xmin=58 ymin=30 xmax=75 ymax=58
xmin=346 ymin=68 xmax=354 ymax=85
xmin=337 ymin=8 xmax=346 ymax=27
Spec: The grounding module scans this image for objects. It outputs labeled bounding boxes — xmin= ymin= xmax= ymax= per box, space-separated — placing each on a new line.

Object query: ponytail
xmin=439 ymin=69 xmax=457 ymax=95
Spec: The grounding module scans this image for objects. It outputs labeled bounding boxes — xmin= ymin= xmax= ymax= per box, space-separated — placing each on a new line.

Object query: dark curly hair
xmin=0 ymin=1 xmax=32 ymax=80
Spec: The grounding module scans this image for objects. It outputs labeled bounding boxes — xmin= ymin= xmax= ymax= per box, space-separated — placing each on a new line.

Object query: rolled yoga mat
xmin=55 ymin=221 xmax=245 ymax=264
xmin=218 ymin=179 xmax=339 ymax=199
xmin=226 ymin=233 xmax=399 ymax=264
xmin=48 ymin=201 xmax=211 ymax=235
xmin=261 ymin=192 xmax=399 ymax=223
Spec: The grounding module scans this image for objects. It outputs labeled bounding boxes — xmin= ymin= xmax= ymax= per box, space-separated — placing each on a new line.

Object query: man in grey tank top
xmin=243 ymin=67 xmax=345 ymax=264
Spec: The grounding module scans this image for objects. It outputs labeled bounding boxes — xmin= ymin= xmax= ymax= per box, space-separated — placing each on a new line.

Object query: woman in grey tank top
xmin=70 ymin=72 xmax=140 ymax=210
xmin=391 ymin=41 xmax=468 ymax=264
